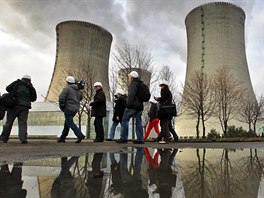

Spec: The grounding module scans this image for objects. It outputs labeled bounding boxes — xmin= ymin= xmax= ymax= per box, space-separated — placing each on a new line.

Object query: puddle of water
xmin=0 ymin=147 xmax=264 ymax=198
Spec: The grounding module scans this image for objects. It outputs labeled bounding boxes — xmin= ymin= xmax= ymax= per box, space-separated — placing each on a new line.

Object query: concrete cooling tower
xmin=118 ymin=68 xmax=151 ymax=94
xmin=176 ymin=2 xmax=256 ymax=136
xmin=46 ymin=20 xmax=113 ymax=101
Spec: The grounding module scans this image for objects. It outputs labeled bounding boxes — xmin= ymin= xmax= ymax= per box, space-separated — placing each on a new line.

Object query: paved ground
xmin=1 ymin=139 xmax=264 ymax=164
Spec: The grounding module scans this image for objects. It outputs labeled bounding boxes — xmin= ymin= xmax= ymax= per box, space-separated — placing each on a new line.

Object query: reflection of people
xmin=144 ymin=98 xmax=160 ymax=141
xmin=0 ymin=75 xmax=37 ymax=143
xmin=144 ymin=148 xmax=159 ymax=187
xmin=120 ymin=148 xmax=148 ymax=197
xmin=154 ymin=80 xmax=173 ymax=144
xmin=86 ymin=153 xmax=104 ymax=197
xmin=109 ymin=153 xmax=123 ymax=196
xmin=107 ymin=90 xmax=126 ymax=141
xmin=57 ymin=76 xmax=85 ymax=143
xmin=51 ymin=156 xmax=79 ymax=198
xmin=90 ymin=82 xmax=106 ymax=142
xmin=156 ymin=119 xmax=179 ymax=142
xmin=155 ymin=149 xmax=178 ymax=198
xmin=116 ymin=71 xmax=144 ymax=144
xmin=0 ymin=163 xmax=27 ymax=197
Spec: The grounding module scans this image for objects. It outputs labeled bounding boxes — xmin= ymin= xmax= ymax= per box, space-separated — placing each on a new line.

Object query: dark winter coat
xmin=6 ymin=79 xmax=37 ymax=109
xmin=158 ymin=86 xmax=172 ymax=105
xmin=126 ymin=78 xmax=144 ymax=111
xmin=148 ymin=103 xmax=158 ymax=121
xmin=112 ymin=95 xmax=127 ymax=122
xmin=90 ymin=89 xmax=106 ymax=117
xmin=59 ymin=84 xmax=82 ymax=113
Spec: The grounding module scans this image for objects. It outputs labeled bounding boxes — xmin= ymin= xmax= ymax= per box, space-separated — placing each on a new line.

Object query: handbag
xmin=1 ymin=92 xmax=18 ymax=108
xmin=157 ymin=103 xmax=177 ymax=119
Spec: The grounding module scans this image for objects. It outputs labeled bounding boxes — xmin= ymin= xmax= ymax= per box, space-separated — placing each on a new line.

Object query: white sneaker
xmin=159 ymin=140 xmax=168 ymax=144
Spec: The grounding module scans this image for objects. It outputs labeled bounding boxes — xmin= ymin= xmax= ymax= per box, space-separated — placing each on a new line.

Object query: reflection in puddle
xmin=0 ymin=148 xmax=264 ymax=198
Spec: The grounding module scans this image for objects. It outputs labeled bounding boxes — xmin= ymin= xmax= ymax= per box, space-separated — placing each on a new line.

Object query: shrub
xmin=224 ymin=125 xmax=257 ymax=138
xmin=207 ymin=128 xmax=221 ymax=139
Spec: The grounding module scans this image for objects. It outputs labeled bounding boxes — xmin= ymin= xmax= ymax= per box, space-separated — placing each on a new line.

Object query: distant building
xmin=46 ymin=20 xmax=113 ymax=101
xmin=117 ymin=68 xmax=151 ymax=93
xmin=176 ymin=2 xmax=258 ymax=136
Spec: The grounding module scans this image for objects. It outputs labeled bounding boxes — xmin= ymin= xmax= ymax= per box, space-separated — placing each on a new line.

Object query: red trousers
xmin=144 ymin=118 xmax=160 ymax=141
xmin=144 ymin=147 xmax=159 ymax=168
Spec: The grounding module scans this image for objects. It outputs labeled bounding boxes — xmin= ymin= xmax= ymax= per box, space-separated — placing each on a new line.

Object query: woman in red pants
xmin=144 ymin=98 xmax=160 ymax=141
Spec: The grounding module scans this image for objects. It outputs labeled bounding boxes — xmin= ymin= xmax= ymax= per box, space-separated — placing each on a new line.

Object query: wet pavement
xmin=1 ymin=140 xmax=264 ymax=198
xmin=1 ymin=139 xmax=264 ymax=163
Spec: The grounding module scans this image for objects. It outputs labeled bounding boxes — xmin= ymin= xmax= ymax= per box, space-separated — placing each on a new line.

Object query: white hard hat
xmin=22 ymin=75 xmax=31 ymax=80
xmin=129 ymin=71 xmax=139 ymax=78
xmin=115 ymin=89 xmax=125 ymax=95
xmin=66 ymin=76 xmax=75 ymax=84
xmin=159 ymin=80 xmax=169 ymax=86
xmin=94 ymin=82 xmax=103 ymax=87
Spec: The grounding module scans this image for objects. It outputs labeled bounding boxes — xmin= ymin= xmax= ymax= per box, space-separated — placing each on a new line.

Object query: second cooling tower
xmin=46 ymin=21 xmax=113 ymax=101
xmin=176 ymin=2 xmax=256 ymax=135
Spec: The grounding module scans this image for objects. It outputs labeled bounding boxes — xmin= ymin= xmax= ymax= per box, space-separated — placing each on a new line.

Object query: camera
xmin=76 ymin=80 xmax=85 ymax=89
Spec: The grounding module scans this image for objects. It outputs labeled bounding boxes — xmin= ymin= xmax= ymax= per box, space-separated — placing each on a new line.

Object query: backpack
xmin=1 ymin=92 xmax=18 ymax=108
xmin=137 ymin=82 xmax=151 ymax=102
xmin=0 ymin=96 xmax=6 ymax=120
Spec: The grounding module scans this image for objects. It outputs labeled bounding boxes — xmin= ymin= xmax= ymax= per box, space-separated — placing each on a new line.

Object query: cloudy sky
xmin=0 ymin=0 xmax=263 ymax=101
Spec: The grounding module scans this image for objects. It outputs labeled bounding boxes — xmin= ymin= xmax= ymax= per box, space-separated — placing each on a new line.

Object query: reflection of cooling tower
xmin=46 ymin=21 xmax=112 ymax=101
xmin=176 ymin=2 xmax=256 ymax=136
xmin=118 ymin=68 xmax=151 ymax=93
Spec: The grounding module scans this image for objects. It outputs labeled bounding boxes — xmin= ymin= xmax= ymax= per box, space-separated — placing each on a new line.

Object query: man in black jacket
xmin=0 ymin=75 xmax=37 ymax=143
xmin=90 ymin=82 xmax=106 ymax=142
xmin=116 ymin=71 xmax=144 ymax=144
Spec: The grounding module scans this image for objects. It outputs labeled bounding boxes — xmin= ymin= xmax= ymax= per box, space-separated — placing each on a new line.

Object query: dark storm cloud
xmin=123 ymin=0 xmax=256 ymax=64
xmin=2 ymin=0 xmax=127 ymax=52
xmin=1 ymin=0 xmax=262 ymax=97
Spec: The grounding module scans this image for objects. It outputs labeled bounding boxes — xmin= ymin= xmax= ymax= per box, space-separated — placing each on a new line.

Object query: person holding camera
xmin=0 ymin=75 xmax=37 ymax=144
xmin=57 ymin=76 xmax=85 ymax=143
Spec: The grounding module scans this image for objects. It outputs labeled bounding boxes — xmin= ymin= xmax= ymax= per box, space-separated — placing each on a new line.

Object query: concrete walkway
xmin=1 ymin=139 xmax=264 ymax=164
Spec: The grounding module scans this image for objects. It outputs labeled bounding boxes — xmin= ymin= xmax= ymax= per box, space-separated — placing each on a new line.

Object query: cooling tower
xmin=176 ymin=2 xmax=256 ymax=136
xmin=46 ymin=20 xmax=113 ymax=101
xmin=118 ymin=68 xmax=151 ymax=93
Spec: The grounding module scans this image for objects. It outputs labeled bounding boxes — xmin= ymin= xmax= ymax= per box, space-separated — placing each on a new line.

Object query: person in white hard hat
xmin=57 ymin=76 xmax=85 ymax=143
xmin=144 ymin=97 xmax=160 ymax=141
xmin=116 ymin=71 xmax=144 ymax=144
xmin=0 ymin=75 xmax=37 ymax=144
xmin=154 ymin=80 xmax=172 ymax=144
xmin=90 ymin=82 xmax=106 ymax=142
xmin=106 ymin=89 xmax=127 ymax=141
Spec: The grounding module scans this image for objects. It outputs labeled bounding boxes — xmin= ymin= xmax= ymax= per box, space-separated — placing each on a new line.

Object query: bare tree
xmin=252 ymin=95 xmax=264 ymax=133
xmin=181 ymin=71 xmax=215 ymax=138
xmin=238 ymin=93 xmax=258 ymax=132
xmin=111 ymin=40 xmax=154 ymax=91
xmin=110 ymin=40 xmax=155 ymax=136
xmin=213 ymin=66 xmax=243 ymax=136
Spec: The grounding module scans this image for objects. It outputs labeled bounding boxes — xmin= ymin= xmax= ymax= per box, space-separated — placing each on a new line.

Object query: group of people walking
xmin=113 ymin=71 xmax=178 ymax=144
xmin=0 ymin=70 xmax=178 ymax=144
